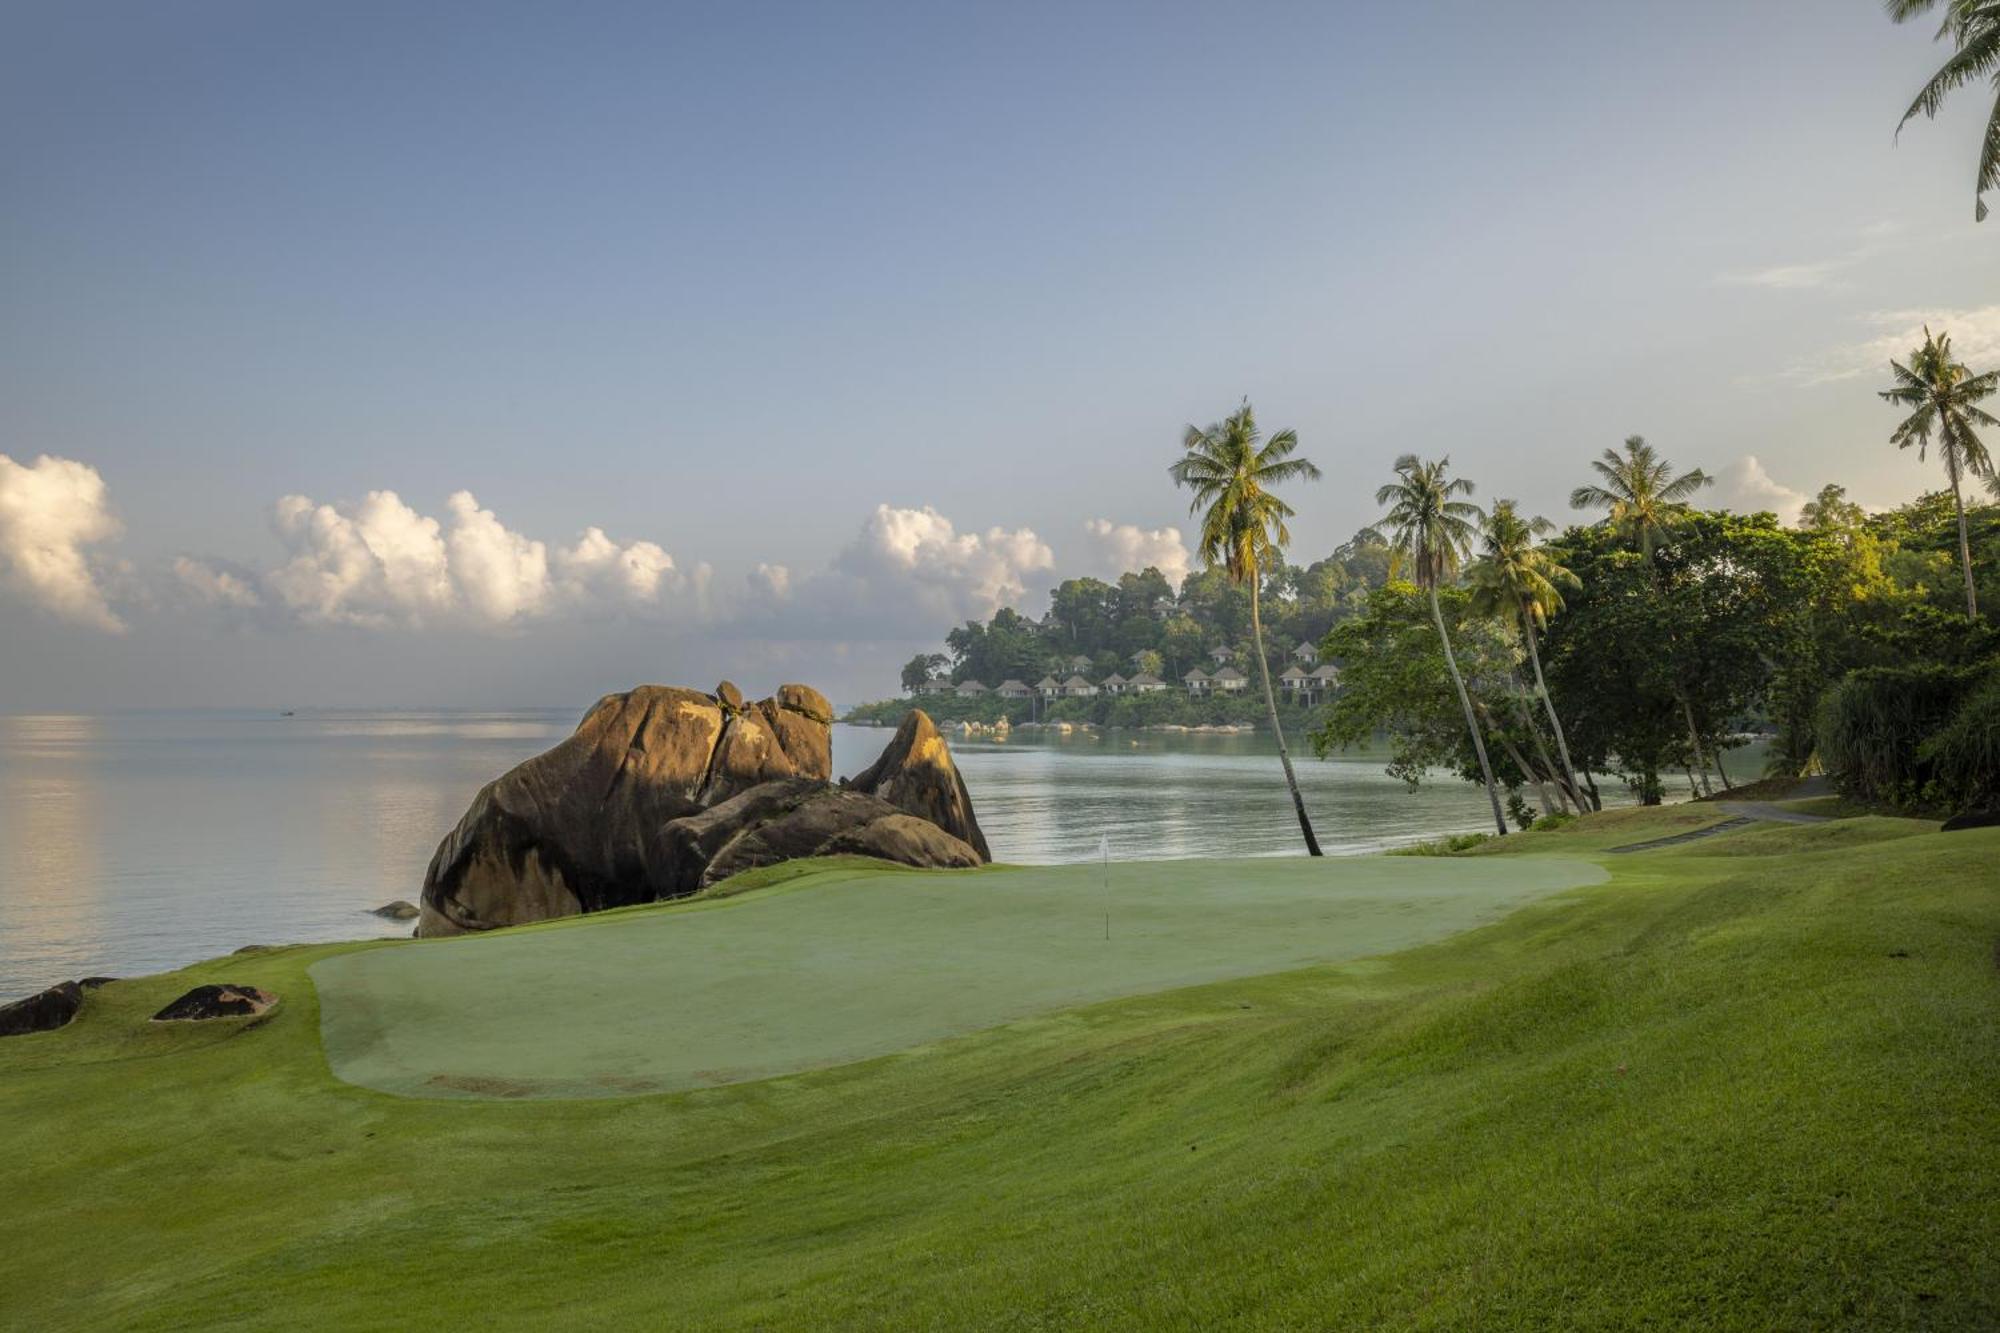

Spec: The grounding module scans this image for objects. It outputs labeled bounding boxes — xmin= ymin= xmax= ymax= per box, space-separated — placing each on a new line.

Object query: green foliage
xmin=1888 ymin=0 xmax=2000 ymax=220
xmin=1918 ymin=672 xmax=2000 ymax=807
xmin=1814 ymin=661 xmax=1993 ymax=809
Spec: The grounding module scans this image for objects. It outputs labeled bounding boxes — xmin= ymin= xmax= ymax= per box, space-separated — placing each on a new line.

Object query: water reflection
xmin=0 ymin=715 xmax=106 ymax=989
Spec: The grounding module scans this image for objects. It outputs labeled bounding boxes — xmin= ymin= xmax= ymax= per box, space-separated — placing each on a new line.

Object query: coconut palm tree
xmin=1377 ymin=455 xmax=1507 ymax=836
xmin=1170 ymin=402 xmax=1325 ymax=856
xmin=1889 ymin=0 xmax=2000 ymax=220
xmin=1879 ymin=326 xmax=1998 ymax=618
xmin=1467 ymin=500 xmax=1591 ymax=810
xmin=1569 ymin=435 xmax=1718 ymax=793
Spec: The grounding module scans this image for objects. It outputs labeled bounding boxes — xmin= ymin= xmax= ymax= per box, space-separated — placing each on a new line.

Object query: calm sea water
xmin=0 ymin=710 xmax=1715 ymax=998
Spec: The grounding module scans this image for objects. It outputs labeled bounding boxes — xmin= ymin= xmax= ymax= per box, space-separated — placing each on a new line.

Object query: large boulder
xmin=0 ymin=981 xmax=83 ymax=1038
xmin=847 ymin=710 xmax=991 ymax=860
xmin=151 ymin=984 xmax=279 ymax=1021
xmin=417 ymin=693 xmax=982 ymax=935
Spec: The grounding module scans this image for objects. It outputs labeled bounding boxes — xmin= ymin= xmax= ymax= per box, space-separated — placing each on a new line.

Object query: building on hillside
xmin=1127 ymin=672 xmax=1167 ymax=693
xmin=1183 ymin=667 xmax=1212 ymax=695
xmin=911 ymin=675 xmax=952 ymax=697
xmin=1293 ymin=641 xmax=1320 ymax=666
xmin=1068 ymin=654 xmax=1094 ymax=672
xmin=1211 ymin=666 xmax=1249 ymax=693
xmin=954 ymin=679 xmax=989 ymax=698
xmin=1061 ymin=675 xmax=1099 ymax=698
xmin=1280 ymin=665 xmax=1310 ymax=697
xmin=1207 ymin=645 xmax=1234 ymax=667
xmin=996 ymin=679 xmax=1034 ymax=700
xmin=1036 ymin=675 xmax=1063 ymax=704
xmin=1101 ymin=672 xmax=1129 ymax=695
xmin=1304 ymin=662 xmax=1342 ymax=705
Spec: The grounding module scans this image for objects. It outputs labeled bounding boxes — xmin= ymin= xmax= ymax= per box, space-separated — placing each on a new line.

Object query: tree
xmin=1879 ymin=326 xmax=1999 ymax=617
xmin=1376 ymin=455 xmax=1508 ymax=836
xmin=1169 ymin=401 xmax=1326 ymax=855
xmin=900 ymin=652 xmax=947 ymax=693
xmin=1569 ymin=434 xmax=1718 ymax=793
xmin=1467 ymin=500 xmax=1591 ymax=810
xmin=1888 ymin=0 xmax=2000 ymax=220
xmin=1800 ymin=483 xmax=1867 ymax=533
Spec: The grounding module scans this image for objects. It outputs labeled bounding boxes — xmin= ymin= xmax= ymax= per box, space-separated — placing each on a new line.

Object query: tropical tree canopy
xmin=1569 ymin=435 xmax=1712 ymax=560
xmin=1467 ymin=500 xmax=1578 ymax=631
xmin=1889 ymin=0 xmax=2000 ymax=220
xmin=1879 ymin=327 xmax=2000 ymax=485
xmin=1169 ymin=402 xmax=1322 ymax=584
xmin=1375 ymin=454 xmax=1482 ymax=587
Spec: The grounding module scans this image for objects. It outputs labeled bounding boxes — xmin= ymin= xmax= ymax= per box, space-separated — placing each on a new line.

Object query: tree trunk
xmin=1676 ymin=687 xmax=1714 ymax=797
xmin=1713 ymin=745 xmax=1733 ymax=791
xmin=1431 ymin=585 xmax=1508 ymax=836
xmin=1953 ymin=475 xmax=1979 ymax=619
xmin=1521 ymin=607 xmax=1590 ymax=811
xmin=1252 ymin=578 xmax=1323 ymax=856
xmin=1479 ymin=701 xmax=1558 ymax=818
xmin=1505 ymin=674 xmax=1571 ymax=813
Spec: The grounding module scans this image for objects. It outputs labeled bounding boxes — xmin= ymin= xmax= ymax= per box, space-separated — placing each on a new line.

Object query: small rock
xmin=78 ymin=976 xmax=118 ymax=990
xmin=151 ymin=984 xmax=279 ymax=1022
xmin=715 ymin=680 xmax=745 ymax=712
xmin=0 ymin=981 xmax=83 ymax=1038
xmin=371 ymin=900 xmax=420 ymax=920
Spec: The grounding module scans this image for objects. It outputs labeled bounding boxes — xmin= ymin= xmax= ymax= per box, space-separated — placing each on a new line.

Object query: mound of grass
xmin=1 ymin=809 xmax=1994 ymax=1329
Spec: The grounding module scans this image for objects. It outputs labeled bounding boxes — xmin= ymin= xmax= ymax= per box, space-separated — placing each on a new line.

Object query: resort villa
xmin=917 ymin=651 xmax=1337 ymax=708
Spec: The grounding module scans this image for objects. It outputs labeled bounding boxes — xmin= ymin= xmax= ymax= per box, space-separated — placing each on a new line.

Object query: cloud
xmin=1079 ymin=519 xmax=1191 ymax=587
xmin=0 ymin=453 xmax=126 ymax=632
xmin=1717 ymin=260 xmax=1851 ymax=291
xmin=1788 ymin=305 xmax=2000 ymax=387
xmin=178 ymin=489 xmax=701 ymax=629
xmin=1712 ymin=455 xmax=1808 ymax=526
xmin=743 ymin=504 xmax=1054 ymax=638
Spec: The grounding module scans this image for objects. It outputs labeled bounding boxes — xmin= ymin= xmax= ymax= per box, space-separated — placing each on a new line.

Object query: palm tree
xmin=1879 ymin=326 xmax=1998 ymax=617
xmin=1467 ymin=500 xmax=1591 ymax=811
xmin=1889 ymin=0 xmax=2000 ymax=220
xmin=1170 ymin=402 xmax=1325 ymax=855
xmin=1569 ymin=435 xmax=1717 ymax=794
xmin=1377 ymin=455 xmax=1507 ymax=837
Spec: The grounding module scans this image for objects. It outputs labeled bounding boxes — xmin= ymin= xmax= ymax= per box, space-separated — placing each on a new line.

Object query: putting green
xmin=313 ymin=855 xmax=1605 ymax=1100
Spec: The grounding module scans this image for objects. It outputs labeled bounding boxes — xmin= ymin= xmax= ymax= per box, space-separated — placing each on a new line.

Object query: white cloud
xmin=1718 ymin=260 xmax=1850 ymax=291
xmin=0 ymin=453 xmax=125 ymax=632
xmin=176 ymin=489 xmax=701 ymax=630
xmin=1789 ymin=305 xmax=2000 ymax=387
xmin=1079 ymin=518 xmax=1191 ymax=587
xmin=832 ymin=504 xmax=1053 ymax=619
xmin=1712 ymin=455 xmax=1808 ymax=526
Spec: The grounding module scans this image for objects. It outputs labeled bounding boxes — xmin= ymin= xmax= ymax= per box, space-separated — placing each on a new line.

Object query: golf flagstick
xmin=1098 ymin=833 xmax=1110 ymax=941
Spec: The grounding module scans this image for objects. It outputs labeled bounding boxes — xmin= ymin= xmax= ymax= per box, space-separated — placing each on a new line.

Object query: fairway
xmin=314 ymin=855 xmax=1606 ymax=1099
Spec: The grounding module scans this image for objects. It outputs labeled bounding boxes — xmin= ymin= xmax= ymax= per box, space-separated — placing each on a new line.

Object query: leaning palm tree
xmin=1170 ymin=402 xmax=1325 ymax=855
xmin=1889 ymin=0 xmax=2000 ymax=220
xmin=1467 ymin=500 xmax=1590 ymax=810
xmin=1570 ymin=435 xmax=1718 ymax=793
xmin=1377 ymin=455 xmax=1507 ymax=836
xmin=1879 ymin=326 xmax=1998 ymax=617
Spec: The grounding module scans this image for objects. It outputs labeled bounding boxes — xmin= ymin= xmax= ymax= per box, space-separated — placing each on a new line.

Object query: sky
xmin=2 ymin=0 xmax=1997 ymax=710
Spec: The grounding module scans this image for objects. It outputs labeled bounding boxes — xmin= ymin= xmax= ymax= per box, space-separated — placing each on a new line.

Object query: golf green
xmin=313 ymin=855 xmax=1606 ymax=1099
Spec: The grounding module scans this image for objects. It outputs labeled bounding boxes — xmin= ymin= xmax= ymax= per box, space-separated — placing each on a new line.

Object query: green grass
xmin=1 ymin=809 xmax=1996 ymax=1329
xmin=313 ymin=855 xmax=1603 ymax=1099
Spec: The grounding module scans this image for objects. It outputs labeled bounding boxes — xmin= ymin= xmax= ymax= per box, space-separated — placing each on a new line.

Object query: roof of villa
xmin=1102 ymin=673 xmax=1128 ymax=685
xmin=1062 ymin=675 xmax=1094 ymax=688
xmin=1212 ymin=666 xmax=1247 ymax=681
xmin=956 ymin=679 xmax=988 ymax=690
xmin=997 ymin=679 xmax=1029 ymax=691
xmin=1280 ymin=665 xmax=1308 ymax=680
xmin=1311 ymin=664 xmax=1341 ymax=679
xmin=1182 ymin=667 xmax=1211 ymax=681
xmin=1036 ymin=675 xmax=1061 ymax=687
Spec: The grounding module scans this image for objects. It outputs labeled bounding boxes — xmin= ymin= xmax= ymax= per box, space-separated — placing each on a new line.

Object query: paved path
xmin=1608 ymin=778 xmax=1834 ymax=853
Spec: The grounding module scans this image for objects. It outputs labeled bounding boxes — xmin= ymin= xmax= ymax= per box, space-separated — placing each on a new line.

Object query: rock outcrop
xmin=152 ymin=984 xmax=279 ymax=1021
xmin=417 ymin=688 xmax=984 ymax=936
xmin=371 ymin=901 xmax=420 ymax=920
xmin=0 ymin=981 xmax=83 ymax=1038
xmin=847 ymin=710 xmax=991 ymax=860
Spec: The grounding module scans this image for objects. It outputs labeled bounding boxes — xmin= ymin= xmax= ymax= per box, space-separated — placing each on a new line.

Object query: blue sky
xmin=2 ymin=1 xmax=1996 ymax=708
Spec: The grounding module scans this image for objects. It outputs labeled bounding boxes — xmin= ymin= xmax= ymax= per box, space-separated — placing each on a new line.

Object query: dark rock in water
xmin=847 ymin=710 xmax=991 ymax=860
xmin=1941 ymin=808 xmax=2000 ymax=832
xmin=151 ymin=984 xmax=279 ymax=1022
xmin=79 ymin=976 xmax=117 ymax=989
xmin=0 ymin=981 xmax=84 ymax=1038
xmin=416 ymin=693 xmax=985 ymax=935
xmin=371 ymin=900 xmax=420 ymax=920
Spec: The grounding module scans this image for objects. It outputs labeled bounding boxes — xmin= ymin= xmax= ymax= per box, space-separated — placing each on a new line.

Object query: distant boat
xmin=280 ymin=710 xmax=295 ymax=717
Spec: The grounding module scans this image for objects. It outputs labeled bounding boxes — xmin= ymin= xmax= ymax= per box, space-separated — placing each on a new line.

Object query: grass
xmin=1 ymin=808 xmax=1996 ymax=1329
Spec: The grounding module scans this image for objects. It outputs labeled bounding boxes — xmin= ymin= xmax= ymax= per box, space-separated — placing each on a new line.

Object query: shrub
xmin=1815 ymin=662 xmax=1993 ymax=809
xmin=1917 ymin=673 xmax=2000 ymax=810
